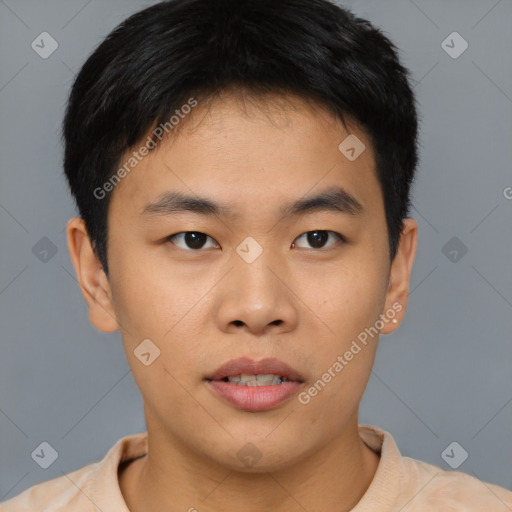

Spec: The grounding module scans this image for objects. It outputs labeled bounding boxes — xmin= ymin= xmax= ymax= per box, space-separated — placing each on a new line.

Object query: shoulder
xmin=0 ymin=462 xmax=98 ymax=512
xmin=399 ymin=455 xmax=512 ymax=511
xmin=0 ymin=432 xmax=147 ymax=512
xmin=357 ymin=425 xmax=512 ymax=511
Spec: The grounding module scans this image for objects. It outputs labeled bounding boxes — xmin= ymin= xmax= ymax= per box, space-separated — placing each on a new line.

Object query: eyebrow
xmin=141 ymin=186 xmax=364 ymax=219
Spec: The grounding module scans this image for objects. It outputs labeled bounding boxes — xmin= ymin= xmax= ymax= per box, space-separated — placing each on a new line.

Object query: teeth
xmin=226 ymin=374 xmax=291 ymax=386
xmin=257 ymin=374 xmax=279 ymax=386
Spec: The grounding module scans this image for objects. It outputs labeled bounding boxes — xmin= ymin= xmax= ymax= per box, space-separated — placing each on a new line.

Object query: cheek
xmin=108 ymin=246 xmax=193 ymax=337
xmin=108 ymin=252 xmax=214 ymax=378
xmin=296 ymin=257 xmax=387 ymax=402
xmin=108 ymin=256 xmax=206 ymax=405
xmin=303 ymin=256 xmax=387 ymax=338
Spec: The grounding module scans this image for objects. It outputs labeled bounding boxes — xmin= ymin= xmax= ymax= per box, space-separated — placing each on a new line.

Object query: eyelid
xmin=165 ymin=230 xmax=346 ymax=251
xmin=292 ymin=230 xmax=346 ymax=250
xmin=166 ymin=231 xmax=220 ymax=250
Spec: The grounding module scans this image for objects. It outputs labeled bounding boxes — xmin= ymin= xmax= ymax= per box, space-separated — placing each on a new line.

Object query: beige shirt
xmin=1 ymin=425 xmax=511 ymax=511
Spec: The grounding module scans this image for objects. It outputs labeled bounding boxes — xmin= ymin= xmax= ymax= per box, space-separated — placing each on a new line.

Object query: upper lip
xmin=206 ymin=357 xmax=304 ymax=382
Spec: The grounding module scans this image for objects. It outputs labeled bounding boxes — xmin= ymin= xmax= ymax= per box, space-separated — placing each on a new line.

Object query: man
xmin=2 ymin=0 xmax=510 ymax=510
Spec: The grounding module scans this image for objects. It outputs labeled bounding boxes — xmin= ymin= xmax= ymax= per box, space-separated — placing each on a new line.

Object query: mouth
xmin=215 ymin=374 xmax=297 ymax=386
xmin=204 ymin=357 xmax=305 ymax=412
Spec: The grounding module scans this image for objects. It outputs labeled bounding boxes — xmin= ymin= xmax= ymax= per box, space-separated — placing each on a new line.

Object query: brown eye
xmin=292 ymin=230 xmax=344 ymax=250
xmin=166 ymin=232 xmax=219 ymax=250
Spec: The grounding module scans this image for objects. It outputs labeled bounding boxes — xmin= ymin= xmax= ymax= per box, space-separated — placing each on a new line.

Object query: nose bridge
xmin=233 ymin=237 xmax=282 ymax=301
xmin=215 ymin=237 xmax=298 ymax=334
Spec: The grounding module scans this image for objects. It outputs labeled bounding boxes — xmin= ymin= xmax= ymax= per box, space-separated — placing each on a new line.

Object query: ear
xmin=66 ymin=217 xmax=119 ymax=332
xmin=380 ymin=218 xmax=418 ymax=334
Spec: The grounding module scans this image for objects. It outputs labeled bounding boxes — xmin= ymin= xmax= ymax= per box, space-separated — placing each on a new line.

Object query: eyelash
xmin=165 ymin=230 xmax=346 ymax=251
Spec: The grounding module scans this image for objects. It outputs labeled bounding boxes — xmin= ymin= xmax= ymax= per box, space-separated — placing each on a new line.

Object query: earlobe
xmin=380 ymin=218 xmax=418 ymax=335
xmin=66 ymin=217 xmax=120 ymax=333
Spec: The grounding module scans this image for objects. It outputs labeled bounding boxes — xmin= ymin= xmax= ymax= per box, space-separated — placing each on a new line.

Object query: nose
xmin=215 ymin=247 xmax=299 ymax=336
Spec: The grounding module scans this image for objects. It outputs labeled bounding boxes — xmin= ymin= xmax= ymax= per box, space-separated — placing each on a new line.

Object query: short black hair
xmin=63 ymin=0 xmax=419 ymax=275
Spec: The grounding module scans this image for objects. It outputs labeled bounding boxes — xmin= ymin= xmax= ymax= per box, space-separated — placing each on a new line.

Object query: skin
xmin=67 ymin=91 xmax=417 ymax=512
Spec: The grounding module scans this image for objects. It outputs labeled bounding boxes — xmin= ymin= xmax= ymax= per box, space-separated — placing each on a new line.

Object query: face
xmin=68 ymin=92 xmax=416 ymax=472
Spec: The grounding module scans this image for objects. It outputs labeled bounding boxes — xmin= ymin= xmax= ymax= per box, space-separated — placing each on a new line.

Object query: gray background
xmin=1 ymin=0 xmax=511 ymax=500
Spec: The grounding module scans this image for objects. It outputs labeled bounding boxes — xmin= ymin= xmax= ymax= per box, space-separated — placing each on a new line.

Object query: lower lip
xmin=206 ymin=380 xmax=302 ymax=411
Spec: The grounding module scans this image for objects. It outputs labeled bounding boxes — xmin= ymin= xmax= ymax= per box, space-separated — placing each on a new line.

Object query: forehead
xmin=109 ymin=91 xmax=381 ymax=219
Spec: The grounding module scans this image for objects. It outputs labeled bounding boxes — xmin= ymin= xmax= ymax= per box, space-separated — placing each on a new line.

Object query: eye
xmin=166 ymin=231 xmax=220 ymax=250
xmin=291 ymin=230 xmax=345 ymax=250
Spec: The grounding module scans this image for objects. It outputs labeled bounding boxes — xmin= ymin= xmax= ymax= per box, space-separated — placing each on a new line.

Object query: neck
xmin=119 ymin=420 xmax=380 ymax=512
